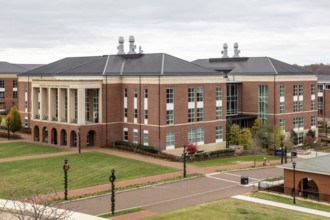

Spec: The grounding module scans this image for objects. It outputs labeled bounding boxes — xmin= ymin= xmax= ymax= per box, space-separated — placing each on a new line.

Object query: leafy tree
xmin=230 ymin=123 xmax=240 ymax=145
xmin=6 ymin=106 xmax=22 ymax=134
xmin=304 ymin=129 xmax=316 ymax=147
xmin=251 ymin=117 xmax=263 ymax=137
xmin=290 ymin=130 xmax=298 ymax=145
xmin=226 ymin=117 xmax=232 ymax=148
xmin=239 ymin=128 xmax=252 ymax=149
xmin=284 ymin=138 xmax=294 ymax=151
xmin=186 ymin=143 xmax=198 ymax=155
xmin=269 ymin=125 xmax=285 ymax=148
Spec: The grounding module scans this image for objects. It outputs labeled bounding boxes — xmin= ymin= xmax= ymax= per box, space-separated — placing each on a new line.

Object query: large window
xmin=293 ymin=101 xmax=298 ymax=112
xmin=298 ymin=132 xmax=304 ymax=144
xmin=280 ymin=85 xmax=285 ymax=97
xmin=144 ymin=132 xmax=149 ymax=146
xmin=318 ymin=96 xmax=324 ymax=115
xmin=293 ymin=117 xmax=304 ymax=129
xmin=197 ymin=88 xmax=203 ymax=102
xmin=216 ymin=106 xmax=222 ymax=120
xmin=166 ymin=131 xmax=175 ymax=148
xmin=311 ymin=116 xmax=316 ymax=127
xmin=188 ymin=128 xmax=195 ymax=143
xmin=227 ymin=84 xmax=238 ymax=116
xmin=197 ymin=108 xmax=203 ymax=121
xmin=13 ymin=80 xmax=17 ymax=88
xmin=280 ymin=102 xmax=285 ymax=113
xmin=196 ymin=128 xmax=204 ymax=144
xmin=166 ymin=89 xmax=174 ymax=103
xmin=216 ymin=87 xmax=222 ymax=101
xmin=93 ymin=90 xmax=99 ymax=122
xmin=280 ymin=119 xmax=285 ymax=131
xmin=293 ymin=85 xmax=299 ymax=96
xmin=258 ymin=85 xmax=268 ymax=121
xmin=311 ymin=84 xmax=316 ymax=95
xmin=216 ymin=126 xmax=223 ymax=142
xmin=188 ymin=88 xmax=194 ymax=102
xmin=318 ymin=84 xmax=323 ymax=92
xmin=188 ymin=108 xmax=194 ymax=122
xmin=311 ymin=100 xmax=316 ymax=111
xmin=166 ymin=110 xmax=174 ymax=124
xmin=13 ymin=91 xmax=17 ymax=98
xmin=0 ymin=80 xmax=4 ymax=88
xmin=133 ymin=130 xmax=138 ymax=144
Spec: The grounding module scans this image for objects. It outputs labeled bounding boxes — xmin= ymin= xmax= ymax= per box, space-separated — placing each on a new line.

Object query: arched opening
xmin=34 ymin=126 xmax=40 ymax=142
xmin=298 ymin=177 xmax=319 ymax=200
xmin=60 ymin=129 xmax=67 ymax=146
xmin=42 ymin=127 xmax=48 ymax=143
xmin=51 ymin=128 xmax=57 ymax=145
xmin=87 ymin=130 xmax=96 ymax=147
xmin=70 ymin=130 xmax=77 ymax=147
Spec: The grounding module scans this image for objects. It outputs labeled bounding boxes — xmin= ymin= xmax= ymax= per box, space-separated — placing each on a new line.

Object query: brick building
xmin=0 ymin=62 xmax=42 ymax=113
xmin=193 ymin=43 xmax=318 ymax=144
xmin=279 ymin=155 xmax=330 ymax=202
xmin=317 ymin=74 xmax=330 ymax=127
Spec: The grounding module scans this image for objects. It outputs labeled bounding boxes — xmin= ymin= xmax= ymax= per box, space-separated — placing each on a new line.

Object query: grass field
xmin=0 ymin=152 xmax=177 ymax=198
xmin=189 ymin=155 xmax=279 ymax=168
xmin=0 ymin=142 xmax=67 ymax=159
xmin=143 ymin=198 xmax=327 ymax=220
xmin=252 ymin=191 xmax=330 ymax=212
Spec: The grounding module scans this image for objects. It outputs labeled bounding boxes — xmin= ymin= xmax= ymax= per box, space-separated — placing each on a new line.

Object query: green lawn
xmin=143 ymin=198 xmax=327 ymax=220
xmin=0 ymin=142 xmax=67 ymax=159
xmin=252 ymin=192 xmax=330 ymax=212
xmin=189 ymin=155 xmax=279 ymax=168
xmin=319 ymin=148 xmax=330 ymax=153
xmin=0 ymin=152 xmax=177 ymax=198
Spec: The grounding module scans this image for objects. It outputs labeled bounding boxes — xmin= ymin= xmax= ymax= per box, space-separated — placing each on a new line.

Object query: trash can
xmin=240 ymin=176 xmax=249 ymax=185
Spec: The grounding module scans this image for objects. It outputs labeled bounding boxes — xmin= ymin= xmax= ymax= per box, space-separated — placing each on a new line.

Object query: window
xmin=280 ymin=119 xmax=285 ymax=131
xmin=216 ymin=106 xmax=222 ymax=120
xmin=293 ymin=85 xmax=299 ymax=96
xmin=311 ymin=84 xmax=316 ymax=95
xmin=124 ymin=88 xmax=128 ymax=98
xmin=166 ymin=110 xmax=174 ymax=124
xmin=280 ymin=102 xmax=285 ymax=113
xmin=188 ymin=88 xmax=194 ymax=102
xmin=25 ymin=101 xmax=28 ymax=111
xmin=299 ymin=100 xmax=303 ymax=111
xmin=24 ymin=118 xmax=28 ymax=127
xmin=294 ymin=117 xmax=304 ymax=129
xmin=166 ymin=89 xmax=174 ymax=103
xmin=318 ymin=84 xmax=323 ymax=92
xmin=123 ymin=129 xmax=128 ymax=141
xmin=311 ymin=100 xmax=316 ymax=111
xmin=216 ymin=126 xmax=223 ymax=141
xmin=196 ymin=128 xmax=204 ymax=144
xmin=298 ymin=132 xmax=304 ymax=144
xmin=188 ymin=128 xmax=195 ymax=143
xmin=216 ymin=87 xmax=222 ymax=101
xmin=197 ymin=108 xmax=203 ymax=121
xmin=0 ymin=92 xmax=4 ymax=98
xmin=293 ymin=101 xmax=298 ymax=112
xmin=196 ymin=88 xmax=203 ymax=102
xmin=144 ymin=89 xmax=148 ymax=98
xmin=93 ymin=90 xmax=99 ymax=122
xmin=144 ymin=132 xmax=149 ymax=146
xmin=318 ymin=96 xmax=324 ymax=115
xmin=166 ymin=131 xmax=175 ymax=148
xmin=134 ymin=88 xmax=138 ymax=98
xmin=280 ymin=85 xmax=285 ymax=97
xmin=13 ymin=80 xmax=17 ymax=88
xmin=134 ymin=109 xmax=138 ymax=119
xmin=74 ymin=90 xmax=78 ymax=121
xmin=258 ymin=85 xmax=268 ymax=121
xmin=144 ymin=110 xmax=148 ymax=119
xmin=0 ymin=80 xmax=4 ymax=88
xmin=124 ymin=108 xmax=128 ymax=118
xmin=85 ymin=90 xmax=89 ymax=121
xmin=311 ymin=116 xmax=316 ymax=127
xmin=0 ymin=102 xmax=5 ymax=110
xmin=133 ymin=130 xmax=138 ymax=144
xmin=188 ymin=108 xmax=194 ymax=122
xmin=227 ymin=84 xmax=238 ymax=116
xmin=299 ymin=85 xmax=303 ymax=96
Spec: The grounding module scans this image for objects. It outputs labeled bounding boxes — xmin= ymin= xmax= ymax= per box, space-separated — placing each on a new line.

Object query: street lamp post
xmin=109 ymin=169 xmax=116 ymax=215
xmin=280 ymin=140 xmax=284 ymax=164
xmin=63 ymin=159 xmax=70 ymax=200
xmin=292 ymin=161 xmax=296 ymax=204
xmin=78 ymin=127 xmax=81 ymax=154
xmin=183 ymin=144 xmax=187 ymax=178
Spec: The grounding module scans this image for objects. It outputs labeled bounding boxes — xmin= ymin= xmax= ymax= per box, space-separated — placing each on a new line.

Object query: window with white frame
xmin=280 ymin=119 xmax=285 ymax=131
xmin=13 ymin=80 xmax=17 ymax=88
xmin=188 ymin=88 xmax=194 ymax=102
xmin=124 ymin=108 xmax=128 ymax=118
xmin=299 ymin=100 xmax=303 ymax=111
xmin=144 ymin=131 xmax=149 ymax=146
xmin=166 ymin=131 xmax=175 ymax=148
xmin=299 ymin=85 xmax=303 ymax=96
xmin=318 ymin=84 xmax=323 ymax=92
xmin=311 ymin=100 xmax=316 ymax=111
xmin=134 ymin=88 xmax=138 ymax=98
xmin=188 ymin=128 xmax=195 ymax=143
xmin=293 ymin=101 xmax=298 ymax=112
xmin=166 ymin=89 xmax=174 ymax=103
xmin=280 ymin=102 xmax=285 ymax=113
xmin=197 ymin=108 xmax=203 ymax=121
xmin=0 ymin=92 xmax=4 ymax=98
xmin=258 ymin=85 xmax=268 ymax=121
xmin=123 ymin=129 xmax=128 ymax=141
xmin=216 ymin=87 xmax=222 ymax=101
xmin=134 ymin=109 xmax=138 ymax=120
xmin=188 ymin=108 xmax=194 ymax=122
xmin=298 ymin=132 xmax=304 ymax=144
xmin=144 ymin=89 xmax=148 ymax=98
xmin=196 ymin=128 xmax=204 ymax=144
xmin=311 ymin=116 xmax=316 ymax=127
xmin=166 ymin=110 xmax=174 ymax=124
xmin=144 ymin=110 xmax=148 ymax=120
xmin=133 ymin=130 xmax=138 ymax=144
xmin=0 ymin=80 xmax=4 ymax=88
xmin=24 ymin=117 xmax=28 ymax=128
xmin=293 ymin=85 xmax=299 ymax=96
xmin=196 ymin=88 xmax=203 ymax=102
xmin=124 ymin=88 xmax=128 ymax=97
xmin=280 ymin=85 xmax=285 ymax=97
xmin=216 ymin=106 xmax=222 ymax=120
xmin=216 ymin=126 xmax=223 ymax=142
xmin=311 ymin=84 xmax=316 ymax=95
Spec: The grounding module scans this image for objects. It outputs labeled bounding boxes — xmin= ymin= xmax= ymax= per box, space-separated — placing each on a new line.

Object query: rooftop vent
xmin=221 ymin=43 xmax=229 ymax=58
xmin=233 ymin=42 xmax=240 ymax=57
xmin=128 ymin=36 xmax=136 ymax=54
xmin=117 ymin=36 xmax=125 ymax=55
xmin=139 ymin=46 xmax=143 ymax=54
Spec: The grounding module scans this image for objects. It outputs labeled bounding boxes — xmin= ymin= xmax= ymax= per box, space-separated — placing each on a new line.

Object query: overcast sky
xmin=1 ymin=0 xmax=329 ymax=65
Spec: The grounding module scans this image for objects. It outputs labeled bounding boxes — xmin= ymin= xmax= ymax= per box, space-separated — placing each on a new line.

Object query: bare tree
xmin=5 ymin=188 xmax=72 ymax=220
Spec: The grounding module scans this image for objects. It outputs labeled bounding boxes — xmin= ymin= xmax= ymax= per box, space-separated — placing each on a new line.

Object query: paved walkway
xmin=232 ymin=195 xmax=330 ymax=218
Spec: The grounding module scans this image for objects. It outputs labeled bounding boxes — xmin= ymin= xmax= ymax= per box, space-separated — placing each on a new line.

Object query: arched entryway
xmin=60 ymin=129 xmax=67 ymax=146
xmin=51 ymin=128 xmax=57 ymax=145
xmin=298 ymin=177 xmax=319 ymax=200
xmin=70 ymin=130 xmax=77 ymax=147
xmin=87 ymin=130 xmax=96 ymax=147
xmin=42 ymin=127 xmax=48 ymax=143
xmin=34 ymin=126 xmax=40 ymax=142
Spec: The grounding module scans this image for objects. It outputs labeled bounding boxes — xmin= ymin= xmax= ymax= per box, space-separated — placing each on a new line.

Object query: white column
xmin=78 ymin=88 xmax=86 ymax=125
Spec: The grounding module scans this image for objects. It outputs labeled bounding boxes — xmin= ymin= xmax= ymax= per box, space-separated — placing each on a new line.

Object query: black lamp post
xmin=63 ymin=159 xmax=70 ymax=200
xmin=109 ymin=169 xmax=116 ymax=215
xmin=182 ymin=144 xmax=187 ymax=178
xmin=7 ymin=120 xmax=10 ymax=140
xmin=280 ymin=140 xmax=284 ymax=164
xmin=78 ymin=127 xmax=81 ymax=154
xmin=292 ymin=161 xmax=296 ymax=204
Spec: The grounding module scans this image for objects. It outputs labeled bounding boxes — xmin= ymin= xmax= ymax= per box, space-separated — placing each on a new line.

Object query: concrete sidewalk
xmin=232 ymin=195 xmax=330 ymax=218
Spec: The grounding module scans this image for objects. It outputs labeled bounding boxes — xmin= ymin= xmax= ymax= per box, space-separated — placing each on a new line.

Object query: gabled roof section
xmin=278 ymin=155 xmax=330 ymax=176
xmin=0 ymin=61 xmax=42 ymax=74
xmin=20 ymin=53 xmax=219 ymax=77
xmin=193 ymin=57 xmax=315 ymax=76
xmin=317 ymin=74 xmax=330 ymax=83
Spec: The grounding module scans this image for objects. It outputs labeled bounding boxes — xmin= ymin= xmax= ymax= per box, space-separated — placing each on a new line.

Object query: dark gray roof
xmin=193 ymin=57 xmax=315 ymax=76
xmin=278 ymin=155 xmax=330 ymax=176
xmin=20 ymin=53 xmax=219 ymax=77
xmin=0 ymin=62 xmax=43 ymax=74
xmin=317 ymin=74 xmax=330 ymax=83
